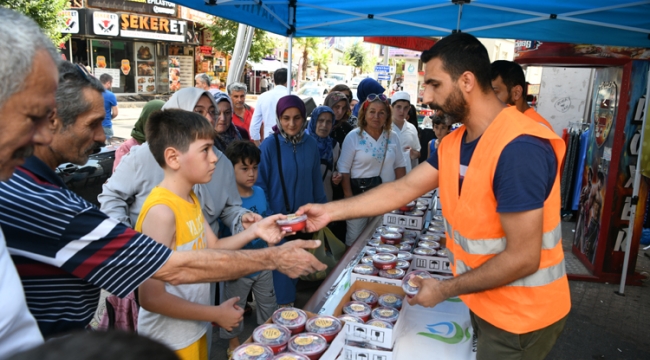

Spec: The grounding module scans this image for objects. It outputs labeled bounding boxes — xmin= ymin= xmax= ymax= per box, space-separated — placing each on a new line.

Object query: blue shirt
xmin=427 ymin=134 xmax=557 ymax=213
xmin=102 ymin=90 xmax=117 ymax=128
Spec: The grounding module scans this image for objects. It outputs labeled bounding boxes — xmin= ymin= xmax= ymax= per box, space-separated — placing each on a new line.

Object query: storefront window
xmin=92 ymin=39 xmax=137 ymax=93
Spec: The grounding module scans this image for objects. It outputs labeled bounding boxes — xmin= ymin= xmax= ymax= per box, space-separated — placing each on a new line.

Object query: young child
xmin=135 ymin=110 xmax=286 ymax=360
xmin=428 ymin=113 xmax=452 ymax=159
xmin=220 ymin=140 xmax=278 ymax=356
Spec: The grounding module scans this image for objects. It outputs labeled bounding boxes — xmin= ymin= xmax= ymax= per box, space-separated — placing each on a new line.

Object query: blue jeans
xmin=103 ymin=126 xmax=113 ymax=144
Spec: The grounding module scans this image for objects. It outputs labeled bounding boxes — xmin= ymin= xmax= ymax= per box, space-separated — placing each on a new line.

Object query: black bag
xmin=350 ymin=135 xmax=388 ymax=196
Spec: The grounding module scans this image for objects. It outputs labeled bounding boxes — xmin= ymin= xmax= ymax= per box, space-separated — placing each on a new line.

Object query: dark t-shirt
xmin=330 ymin=121 xmax=354 ymax=149
xmin=428 ymin=133 xmax=557 ymax=213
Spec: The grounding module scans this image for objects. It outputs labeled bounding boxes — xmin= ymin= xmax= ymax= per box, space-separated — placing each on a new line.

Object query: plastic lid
xmin=378 ymin=293 xmax=404 ymax=309
xmin=395 ymin=259 xmax=411 ymax=269
xmin=375 ymin=244 xmax=399 ymax=254
xmin=371 ymin=307 xmax=400 ymax=323
xmin=360 ymin=255 xmax=374 ymax=265
xmin=404 ymin=230 xmax=419 ymax=238
xmin=420 ymin=234 xmax=441 ymax=242
xmin=305 ymin=315 xmax=342 ymax=336
xmin=402 ymin=270 xmax=434 ymax=296
xmin=232 ymin=343 xmax=275 ymax=360
xmin=431 ymin=215 xmax=444 ymax=221
xmin=337 ymin=314 xmax=364 ymax=324
xmin=420 ymin=192 xmax=433 ymax=198
xmin=353 ymin=264 xmax=378 ymax=275
xmin=351 ymin=289 xmax=379 ymax=305
xmin=372 ymin=253 xmax=397 ymax=264
xmin=253 ymin=324 xmax=292 ymax=346
xmin=276 ymin=214 xmax=307 ymax=225
xmin=273 ymin=353 xmax=310 ymax=360
xmin=375 ymin=226 xmax=389 ymax=235
xmin=413 ymin=247 xmax=437 ymax=256
xmin=389 ymin=209 xmax=403 ymax=214
xmin=365 ymin=247 xmax=377 ymax=255
xmin=418 ymin=240 xmax=441 ymax=249
xmin=384 ymin=226 xmax=405 ymax=233
xmin=365 ymin=319 xmax=394 ymax=329
xmin=379 ymin=268 xmax=406 ymax=279
xmin=342 ymin=301 xmax=372 ymax=318
xmin=435 ymin=248 xmax=449 ymax=257
xmin=367 ymin=238 xmax=381 ymax=247
xmin=381 ymin=232 xmax=402 ymax=240
xmin=272 ymin=308 xmax=308 ymax=329
xmin=397 ymin=244 xmax=413 ymax=253
xmin=401 ymin=238 xmax=416 ymax=245
xmin=405 ymin=210 xmax=425 ymax=216
xmin=396 ymin=251 xmax=413 ymax=261
xmin=287 ymin=333 xmax=328 ymax=355
xmin=416 ymin=204 xmax=429 ymax=211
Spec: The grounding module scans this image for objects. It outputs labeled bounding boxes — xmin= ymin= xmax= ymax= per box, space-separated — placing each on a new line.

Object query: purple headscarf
xmin=275 ymin=95 xmax=307 ymax=144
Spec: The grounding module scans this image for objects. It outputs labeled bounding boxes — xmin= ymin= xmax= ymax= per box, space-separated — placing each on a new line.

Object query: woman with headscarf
xmin=112 ymin=100 xmax=164 ymax=172
xmin=352 ymin=78 xmax=385 ymax=117
xmin=212 ymin=92 xmax=250 ymax=153
xmin=256 ymin=95 xmax=327 ymax=307
xmin=324 ymin=91 xmax=356 ymax=147
xmin=306 ymin=106 xmax=341 ymax=201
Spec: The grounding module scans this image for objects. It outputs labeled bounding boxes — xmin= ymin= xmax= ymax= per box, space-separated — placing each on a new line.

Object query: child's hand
xmin=214 ymin=297 xmax=244 ymax=331
xmin=242 ymin=212 xmax=263 ymax=229
xmin=253 ymin=214 xmax=291 ymax=245
xmin=332 ymin=171 xmax=342 ymax=185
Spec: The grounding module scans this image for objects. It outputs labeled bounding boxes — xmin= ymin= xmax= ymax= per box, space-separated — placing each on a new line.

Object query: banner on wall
xmin=573 ymin=67 xmax=623 ymax=265
xmin=403 ymin=59 xmax=419 ymax=105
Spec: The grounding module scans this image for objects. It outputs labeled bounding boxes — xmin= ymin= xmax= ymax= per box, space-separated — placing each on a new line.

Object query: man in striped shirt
xmin=0 ymin=62 xmax=326 ymax=339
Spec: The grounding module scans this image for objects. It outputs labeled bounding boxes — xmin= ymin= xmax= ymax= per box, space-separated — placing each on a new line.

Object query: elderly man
xmin=227 ymin=82 xmax=255 ymax=133
xmin=0 ymin=9 xmax=58 ymax=357
xmin=0 ymin=62 xmax=325 ymax=339
xmin=195 ymin=73 xmax=211 ymax=91
xmin=298 ymin=33 xmax=569 ymax=360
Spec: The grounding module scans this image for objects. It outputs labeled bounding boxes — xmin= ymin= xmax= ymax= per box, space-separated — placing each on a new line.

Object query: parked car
xmin=297 ymin=85 xmax=329 ymax=107
xmin=322 ymin=78 xmax=337 ymax=90
xmin=350 ymin=75 xmax=369 ymax=89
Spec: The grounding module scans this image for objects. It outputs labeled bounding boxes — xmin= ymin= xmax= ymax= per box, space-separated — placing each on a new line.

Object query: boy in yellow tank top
xmin=135 ymin=109 xmax=289 ymax=360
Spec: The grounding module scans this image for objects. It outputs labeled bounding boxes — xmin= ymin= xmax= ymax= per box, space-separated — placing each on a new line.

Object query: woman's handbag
xmin=350 ymin=135 xmax=389 ymax=195
xmin=300 ymin=227 xmax=346 ymax=281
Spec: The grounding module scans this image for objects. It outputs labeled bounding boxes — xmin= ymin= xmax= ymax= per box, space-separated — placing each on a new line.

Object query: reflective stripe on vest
xmin=455 ymin=258 xmax=567 ymax=287
xmin=452 ymin=223 xmax=562 ymax=255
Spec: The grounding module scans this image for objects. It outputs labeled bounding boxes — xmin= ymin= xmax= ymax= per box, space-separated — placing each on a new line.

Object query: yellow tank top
xmin=135 ymin=186 xmax=206 ymax=252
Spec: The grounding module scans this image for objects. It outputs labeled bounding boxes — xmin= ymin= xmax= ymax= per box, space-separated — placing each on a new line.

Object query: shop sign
xmin=93 ymin=11 xmax=119 ymax=36
xmin=60 ymin=10 xmax=79 ymax=34
xmin=514 ymin=40 xmax=542 ymax=53
xmin=515 ymin=40 xmax=650 ymax=60
xmin=199 ymin=46 xmax=213 ymax=55
xmin=87 ymin=0 xmax=177 ymax=17
xmin=179 ymin=6 xmax=212 ymax=24
xmin=120 ymin=14 xmax=186 ymax=42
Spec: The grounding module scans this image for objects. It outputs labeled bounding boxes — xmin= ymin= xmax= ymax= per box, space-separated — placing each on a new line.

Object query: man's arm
xmin=408 ymin=208 xmax=544 ymax=307
xmin=297 ymin=163 xmax=439 ymax=232
xmin=249 ymin=100 xmax=264 ymax=141
xmin=111 ymin=106 xmax=118 ymax=119
xmin=204 ymin=214 xmax=286 ymax=250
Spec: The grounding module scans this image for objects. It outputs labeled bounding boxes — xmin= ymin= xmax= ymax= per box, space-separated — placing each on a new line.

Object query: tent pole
xmin=617 ymin=68 xmax=650 ymax=295
xmin=287 ymin=34 xmax=293 ymax=94
xmin=456 ymin=4 xmax=463 ymax=31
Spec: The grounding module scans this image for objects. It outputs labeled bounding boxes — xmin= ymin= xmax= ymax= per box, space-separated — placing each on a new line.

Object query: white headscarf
xmin=162 ymin=87 xmax=217 ymax=112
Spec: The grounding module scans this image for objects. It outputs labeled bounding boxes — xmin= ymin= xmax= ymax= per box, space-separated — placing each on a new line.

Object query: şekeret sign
xmin=87 ymin=0 xmax=177 ymax=16
xmin=119 ymin=13 xmax=187 ymax=42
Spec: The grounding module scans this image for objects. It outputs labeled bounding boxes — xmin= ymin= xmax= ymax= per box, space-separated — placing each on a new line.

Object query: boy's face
xmin=233 ymin=158 xmax=258 ymax=190
xmin=433 ymin=122 xmax=450 ymax=140
xmin=178 ymin=138 xmax=218 ymax=184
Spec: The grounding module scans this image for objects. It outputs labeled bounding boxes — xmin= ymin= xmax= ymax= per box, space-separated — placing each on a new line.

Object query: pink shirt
xmin=113 ymin=138 xmax=140 ymax=172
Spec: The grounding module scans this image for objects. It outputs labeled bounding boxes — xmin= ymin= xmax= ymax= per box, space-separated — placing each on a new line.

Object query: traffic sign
xmin=375 ymin=65 xmax=390 ymax=73
xmin=378 ymin=74 xmax=391 ymax=81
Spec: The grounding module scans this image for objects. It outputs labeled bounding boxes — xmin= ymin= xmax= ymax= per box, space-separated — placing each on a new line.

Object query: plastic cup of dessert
xmin=272 ymin=307 xmax=308 ymax=335
xmin=287 ymin=333 xmax=328 ymax=360
xmin=365 ymin=319 xmax=394 ymax=329
xmin=342 ymin=301 xmax=372 ymax=322
xmin=276 ymin=214 xmax=307 ymax=232
xmin=404 ymin=210 xmax=425 ymax=217
xmin=384 ymin=225 xmax=405 ymax=234
xmin=375 ymin=244 xmax=399 ymax=254
xmin=418 ymin=240 xmax=441 ymax=250
xmin=351 ymin=289 xmax=379 ymax=306
xmin=360 ymin=255 xmax=374 ymax=265
xmin=232 ymin=343 xmax=275 ymax=360
xmin=398 ymin=201 xmax=416 ymax=212
xmin=402 ymin=270 xmax=434 ymax=296
xmin=353 ymin=264 xmax=378 ymax=275
xmin=379 ymin=268 xmax=406 ymax=279
xmin=397 ymin=243 xmax=413 ymax=252
xmin=365 ymin=247 xmax=377 ymax=255
xmin=305 ymin=315 xmax=342 ymax=343
xmin=372 ymin=253 xmax=397 ymax=270
xmin=380 ymin=232 xmax=402 ymax=245
xmin=337 ymin=314 xmax=364 ymax=324
xmin=396 ymin=251 xmax=413 ymax=261
xmin=378 ymin=293 xmax=404 ymax=310
xmin=253 ymin=324 xmax=292 ymax=354
xmin=420 ymin=234 xmax=441 ymax=242
xmin=371 ymin=307 xmax=400 ymax=323
xmin=413 ymin=247 xmax=437 ymax=256
xmin=395 ymin=259 xmax=411 ymax=270
xmin=273 ymin=353 xmax=310 ymax=360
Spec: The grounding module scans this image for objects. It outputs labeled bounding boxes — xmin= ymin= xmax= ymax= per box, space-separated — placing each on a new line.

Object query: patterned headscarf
xmin=324 ymin=91 xmax=350 ymax=123
xmin=306 ymin=106 xmax=336 ymax=167
xmin=275 ymin=95 xmax=307 ymax=145
xmin=212 ymin=92 xmax=242 ymax=152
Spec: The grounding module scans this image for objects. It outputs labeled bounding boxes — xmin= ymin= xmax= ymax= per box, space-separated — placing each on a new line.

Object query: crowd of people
xmin=0 ymin=7 xmax=571 ymax=360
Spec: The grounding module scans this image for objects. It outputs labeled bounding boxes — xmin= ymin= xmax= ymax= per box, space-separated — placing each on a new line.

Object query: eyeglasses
xmin=194 ymin=108 xmax=217 ymax=119
xmin=366 ymin=93 xmax=388 ymax=103
xmin=74 ymin=63 xmax=92 ymax=82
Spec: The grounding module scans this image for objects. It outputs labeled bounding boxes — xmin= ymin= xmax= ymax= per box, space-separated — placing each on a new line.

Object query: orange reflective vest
xmin=524 ymin=107 xmax=555 ymax=133
xmin=438 ymin=106 xmax=570 ymax=334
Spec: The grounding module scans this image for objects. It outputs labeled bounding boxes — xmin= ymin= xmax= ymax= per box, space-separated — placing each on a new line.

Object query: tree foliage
xmin=311 ymin=46 xmax=331 ymax=80
xmin=0 ymin=0 xmax=70 ymax=45
xmin=294 ymin=37 xmax=320 ymax=80
xmin=343 ymin=42 xmax=366 ymax=76
xmin=207 ymin=18 xmax=279 ymax=63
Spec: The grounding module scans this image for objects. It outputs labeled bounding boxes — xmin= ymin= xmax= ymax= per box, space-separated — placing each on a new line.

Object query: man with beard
xmin=0 ymin=61 xmax=327 ymax=339
xmin=491 ymin=60 xmax=554 ymax=131
xmin=0 ymin=8 xmax=59 ymax=358
xmin=296 ymin=33 xmax=570 ymax=359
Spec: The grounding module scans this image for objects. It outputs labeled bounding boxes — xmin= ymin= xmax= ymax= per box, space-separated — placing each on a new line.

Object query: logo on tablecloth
xmin=417 ymin=321 xmax=471 ymax=345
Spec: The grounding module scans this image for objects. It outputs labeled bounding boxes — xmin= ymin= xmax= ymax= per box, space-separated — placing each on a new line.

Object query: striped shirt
xmin=0 ymin=156 xmax=172 ymax=337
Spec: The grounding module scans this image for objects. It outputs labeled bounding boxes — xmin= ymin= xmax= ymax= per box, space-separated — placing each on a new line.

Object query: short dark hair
xmin=331 ymin=84 xmax=352 ymax=95
xmin=57 ymin=61 xmax=105 ymax=128
xmin=274 ymin=68 xmax=288 ymax=86
xmin=225 ymin=140 xmax=261 ymax=166
xmin=491 ymin=60 xmax=526 ymax=96
xmin=146 ymin=109 xmax=216 ymax=167
xmin=421 ymin=33 xmax=492 ymax=93
xmin=7 ymin=331 xmax=179 ymax=360
xmin=99 ymin=73 xmax=112 ymax=84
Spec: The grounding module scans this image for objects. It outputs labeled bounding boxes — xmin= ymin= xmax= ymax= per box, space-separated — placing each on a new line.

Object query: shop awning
xmin=248 ymin=59 xmax=286 ymax=72
xmin=170 ymin=1 xmax=649 ymax=47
